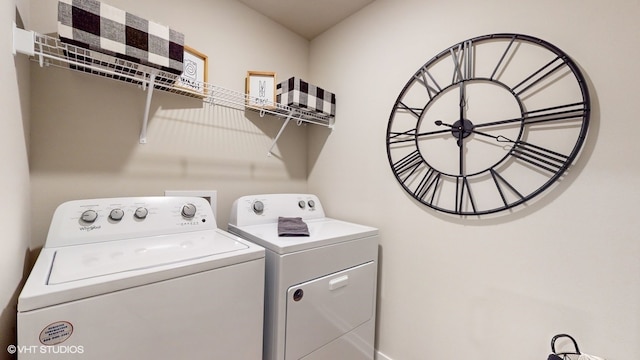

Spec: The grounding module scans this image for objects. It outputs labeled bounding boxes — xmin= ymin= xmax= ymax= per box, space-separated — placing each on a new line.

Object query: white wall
xmin=0 ymin=0 xmax=31 ymax=359
xmin=28 ymin=0 xmax=311 ymax=247
xmin=308 ymin=0 xmax=639 ymax=359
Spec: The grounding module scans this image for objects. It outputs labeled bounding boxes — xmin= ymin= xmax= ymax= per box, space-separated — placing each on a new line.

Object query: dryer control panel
xmin=45 ymin=196 xmax=216 ymax=247
xmin=229 ymin=194 xmax=326 ymax=226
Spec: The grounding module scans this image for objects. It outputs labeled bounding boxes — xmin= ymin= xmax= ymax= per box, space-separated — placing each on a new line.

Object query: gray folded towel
xmin=278 ymin=217 xmax=310 ymax=237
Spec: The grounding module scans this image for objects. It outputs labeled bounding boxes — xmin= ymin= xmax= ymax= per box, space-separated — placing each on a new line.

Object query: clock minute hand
xmin=459 ymin=81 xmax=466 ymax=121
xmin=413 ymin=126 xmax=454 ymax=139
xmin=473 ymin=116 xmax=525 ymax=129
xmin=457 ymin=118 xmax=465 ymax=177
xmin=470 ymin=129 xmax=513 ymax=143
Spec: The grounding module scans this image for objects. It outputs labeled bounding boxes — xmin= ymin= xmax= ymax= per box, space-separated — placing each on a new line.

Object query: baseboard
xmin=375 ymin=349 xmax=393 ymax=360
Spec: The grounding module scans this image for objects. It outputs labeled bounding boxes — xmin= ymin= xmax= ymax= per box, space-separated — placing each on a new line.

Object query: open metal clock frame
xmin=386 ymin=33 xmax=590 ymax=215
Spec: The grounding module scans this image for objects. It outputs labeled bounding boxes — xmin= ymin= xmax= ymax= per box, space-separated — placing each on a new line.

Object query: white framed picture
xmin=175 ymin=46 xmax=208 ymax=97
xmin=246 ymin=71 xmax=276 ymax=108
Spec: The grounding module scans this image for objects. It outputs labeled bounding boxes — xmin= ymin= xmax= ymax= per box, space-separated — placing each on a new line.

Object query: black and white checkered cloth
xmin=58 ymin=0 xmax=184 ymax=75
xmin=277 ymin=77 xmax=336 ymax=117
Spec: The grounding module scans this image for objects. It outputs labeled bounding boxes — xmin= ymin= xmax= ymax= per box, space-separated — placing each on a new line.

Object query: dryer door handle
xmin=328 ymin=275 xmax=349 ymax=290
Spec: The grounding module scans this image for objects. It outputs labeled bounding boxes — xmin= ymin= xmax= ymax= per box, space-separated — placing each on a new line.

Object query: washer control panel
xmin=46 ymin=196 xmax=216 ymax=248
xmin=229 ymin=194 xmax=326 ymax=226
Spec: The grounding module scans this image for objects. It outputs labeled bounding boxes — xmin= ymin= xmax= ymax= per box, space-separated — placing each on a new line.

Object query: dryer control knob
xmin=80 ymin=209 xmax=98 ymax=223
xmin=134 ymin=207 xmax=148 ymax=219
xmin=298 ymin=200 xmax=306 ymax=209
xmin=181 ymin=203 xmax=197 ymax=218
xmin=252 ymin=201 xmax=264 ymax=214
xmin=307 ymin=200 xmax=315 ymax=209
xmin=109 ymin=208 xmax=125 ymax=221
xmin=293 ymin=289 xmax=304 ymax=302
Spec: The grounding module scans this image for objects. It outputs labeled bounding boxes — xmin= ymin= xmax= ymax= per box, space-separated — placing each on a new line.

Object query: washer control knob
xmin=307 ymin=200 xmax=315 ymax=209
xmin=109 ymin=208 xmax=125 ymax=221
xmin=80 ymin=209 xmax=98 ymax=223
xmin=252 ymin=201 xmax=264 ymax=214
xmin=134 ymin=207 xmax=149 ymax=220
xmin=298 ymin=200 xmax=306 ymax=209
xmin=293 ymin=289 xmax=304 ymax=302
xmin=181 ymin=203 xmax=197 ymax=218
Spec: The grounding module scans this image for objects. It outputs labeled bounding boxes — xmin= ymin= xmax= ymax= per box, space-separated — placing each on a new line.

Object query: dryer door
xmin=285 ymin=261 xmax=376 ymax=359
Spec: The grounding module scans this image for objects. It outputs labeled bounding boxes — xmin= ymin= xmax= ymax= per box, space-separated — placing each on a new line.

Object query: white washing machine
xmin=18 ymin=196 xmax=265 ymax=360
xmin=228 ymin=194 xmax=378 ymax=360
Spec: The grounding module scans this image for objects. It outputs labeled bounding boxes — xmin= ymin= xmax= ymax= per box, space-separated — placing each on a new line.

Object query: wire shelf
xmin=26 ymin=31 xmax=334 ymax=148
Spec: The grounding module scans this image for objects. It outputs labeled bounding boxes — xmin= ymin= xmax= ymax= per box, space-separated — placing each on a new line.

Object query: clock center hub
xmin=451 ymin=119 xmax=474 ymax=139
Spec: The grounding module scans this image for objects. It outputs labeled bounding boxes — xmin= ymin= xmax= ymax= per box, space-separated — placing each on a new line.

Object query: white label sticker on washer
xmin=39 ymin=321 xmax=73 ymax=345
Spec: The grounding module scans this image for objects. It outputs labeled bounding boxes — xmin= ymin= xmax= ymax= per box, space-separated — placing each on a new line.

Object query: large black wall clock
xmin=386 ymin=33 xmax=590 ymax=215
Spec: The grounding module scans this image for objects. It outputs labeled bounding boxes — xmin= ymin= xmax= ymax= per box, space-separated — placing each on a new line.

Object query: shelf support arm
xmin=139 ymin=71 xmax=157 ymax=144
xmin=267 ymin=109 xmax=296 ymax=156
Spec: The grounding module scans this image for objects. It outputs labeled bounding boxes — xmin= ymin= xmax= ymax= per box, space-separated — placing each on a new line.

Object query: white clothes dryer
xmin=18 ymin=196 xmax=265 ymax=360
xmin=228 ymin=194 xmax=378 ymax=360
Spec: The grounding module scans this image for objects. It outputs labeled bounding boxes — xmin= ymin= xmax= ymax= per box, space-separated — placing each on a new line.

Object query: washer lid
xmin=48 ymin=230 xmax=249 ymax=284
xmin=229 ymin=217 xmax=378 ymax=254
xmin=18 ymin=229 xmax=264 ymax=312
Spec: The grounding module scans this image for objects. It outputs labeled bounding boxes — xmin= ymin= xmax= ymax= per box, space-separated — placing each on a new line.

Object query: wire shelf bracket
xmin=267 ymin=109 xmax=296 ymax=157
xmin=13 ymin=23 xmax=335 ymax=151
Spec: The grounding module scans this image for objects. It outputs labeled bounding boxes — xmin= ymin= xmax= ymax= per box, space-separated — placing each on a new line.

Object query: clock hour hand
xmin=434 ymin=121 xmax=461 ymax=146
xmin=458 ymin=118 xmax=465 ymax=176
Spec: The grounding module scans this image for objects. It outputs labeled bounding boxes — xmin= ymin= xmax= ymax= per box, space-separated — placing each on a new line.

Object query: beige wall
xmin=308 ymin=0 xmax=639 ymax=359
xmin=8 ymin=0 xmax=640 ymax=360
xmin=1 ymin=0 xmax=31 ymax=358
xmin=28 ymin=0 xmax=312 ymax=247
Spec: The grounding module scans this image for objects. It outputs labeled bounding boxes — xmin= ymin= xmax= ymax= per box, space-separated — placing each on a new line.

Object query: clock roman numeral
xmin=392 ymin=150 xmax=444 ymax=205
xmin=455 ymin=176 xmax=476 ymax=214
xmin=388 ymin=127 xmax=417 ymax=145
xmin=512 ymin=56 xmax=568 ymax=96
xmin=490 ymin=35 xmax=517 ymax=80
xmin=392 ymin=150 xmax=424 ymax=180
xmin=388 ymin=100 xmax=428 ymax=145
xmin=489 ymin=168 xmax=525 ymax=207
xmin=414 ymin=167 xmax=441 ymax=204
xmin=523 ymin=101 xmax=588 ymax=126
xmin=451 ymin=40 xmax=473 ymax=84
xmin=509 ymin=140 xmax=569 ymax=173
xmin=395 ymin=101 xmax=423 ymax=119
xmin=413 ymin=66 xmax=442 ymax=99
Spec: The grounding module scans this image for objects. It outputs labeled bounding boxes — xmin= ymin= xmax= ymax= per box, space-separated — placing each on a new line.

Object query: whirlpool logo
xmin=79 ymin=225 xmax=101 ymax=232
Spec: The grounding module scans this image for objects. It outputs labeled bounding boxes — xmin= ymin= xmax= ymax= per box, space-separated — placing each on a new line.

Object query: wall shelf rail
xmin=13 ymin=24 xmax=334 ymax=152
